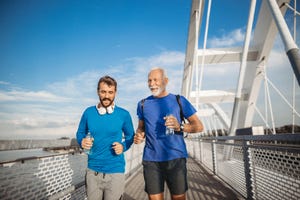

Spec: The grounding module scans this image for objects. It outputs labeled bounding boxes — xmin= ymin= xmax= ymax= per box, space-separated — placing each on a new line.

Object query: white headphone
xmin=96 ymin=104 xmax=115 ymax=115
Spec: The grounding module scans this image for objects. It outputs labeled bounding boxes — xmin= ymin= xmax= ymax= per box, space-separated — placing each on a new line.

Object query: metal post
xmin=212 ymin=139 xmax=217 ymax=175
xmin=243 ymin=140 xmax=253 ymax=200
xmin=200 ymin=138 xmax=203 ymax=163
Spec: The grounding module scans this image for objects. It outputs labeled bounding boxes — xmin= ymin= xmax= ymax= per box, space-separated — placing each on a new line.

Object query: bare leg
xmin=171 ymin=193 xmax=186 ymax=200
xmin=148 ymin=192 xmax=164 ymax=200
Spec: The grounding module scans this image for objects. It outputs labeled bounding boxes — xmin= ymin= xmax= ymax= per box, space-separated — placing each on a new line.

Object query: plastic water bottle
xmin=165 ymin=114 xmax=175 ymax=135
xmin=166 ymin=126 xmax=175 ymax=135
xmin=84 ymin=132 xmax=94 ymax=155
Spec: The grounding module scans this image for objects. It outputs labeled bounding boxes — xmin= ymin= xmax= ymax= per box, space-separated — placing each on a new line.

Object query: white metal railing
xmin=2 ymin=134 xmax=299 ymax=200
xmin=186 ymin=133 xmax=300 ymax=200
xmin=0 ymin=140 xmax=143 ymax=200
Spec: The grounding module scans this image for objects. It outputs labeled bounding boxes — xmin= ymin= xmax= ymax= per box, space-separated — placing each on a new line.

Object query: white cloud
xmin=209 ymin=28 xmax=245 ymax=47
xmin=47 ymin=70 xmax=101 ymax=97
xmin=0 ymin=81 xmax=10 ymax=85
xmin=128 ymin=51 xmax=185 ymax=69
xmin=0 ymin=90 xmax=71 ymax=102
xmin=0 ymin=50 xmax=185 ymax=139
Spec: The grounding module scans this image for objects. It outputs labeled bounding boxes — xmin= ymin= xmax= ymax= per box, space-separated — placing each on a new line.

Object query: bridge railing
xmin=185 ymin=133 xmax=300 ymax=200
xmin=0 ymin=139 xmax=144 ymax=200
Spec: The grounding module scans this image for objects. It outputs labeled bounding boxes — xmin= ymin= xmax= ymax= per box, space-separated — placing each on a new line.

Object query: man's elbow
xmin=197 ymin=126 xmax=204 ymax=133
xmin=196 ymin=123 xmax=204 ymax=133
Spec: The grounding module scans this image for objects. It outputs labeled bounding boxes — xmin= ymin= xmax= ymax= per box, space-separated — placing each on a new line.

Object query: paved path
xmin=123 ymin=158 xmax=244 ymax=200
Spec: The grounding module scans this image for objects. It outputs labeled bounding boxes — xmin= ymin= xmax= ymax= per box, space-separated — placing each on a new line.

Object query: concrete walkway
xmin=123 ymin=158 xmax=244 ymax=200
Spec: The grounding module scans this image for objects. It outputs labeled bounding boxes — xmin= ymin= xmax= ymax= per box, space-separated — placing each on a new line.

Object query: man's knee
xmin=148 ymin=192 xmax=164 ymax=200
xmin=171 ymin=193 xmax=185 ymax=200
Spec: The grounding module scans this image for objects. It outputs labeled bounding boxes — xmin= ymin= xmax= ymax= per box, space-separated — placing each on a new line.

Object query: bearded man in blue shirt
xmin=76 ymin=75 xmax=134 ymax=200
xmin=134 ymin=67 xmax=203 ymax=200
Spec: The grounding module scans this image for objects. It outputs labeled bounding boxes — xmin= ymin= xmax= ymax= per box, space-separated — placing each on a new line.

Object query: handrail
xmin=199 ymin=133 xmax=300 ymax=142
xmin=0 ymin=140 xmax=144 ymax=200
xmin=186 ymin=133 xmax=300 ymax=200
xmin=0 ymin=138 xmax=79 ymax=151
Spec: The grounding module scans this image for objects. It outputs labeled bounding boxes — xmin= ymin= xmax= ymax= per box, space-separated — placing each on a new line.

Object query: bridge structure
xmin=0 ymin=0 xmax=300 ymax=200
xmin=182 ymin=0 xmax=300 ymax=136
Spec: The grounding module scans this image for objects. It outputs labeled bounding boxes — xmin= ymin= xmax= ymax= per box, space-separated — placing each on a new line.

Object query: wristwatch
xmin=180 ymin=123 xmax=184 ymax=132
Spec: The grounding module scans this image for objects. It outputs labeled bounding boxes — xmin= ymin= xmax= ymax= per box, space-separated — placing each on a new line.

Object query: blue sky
xmin=0 ymin=0 xmax=299 ymax=139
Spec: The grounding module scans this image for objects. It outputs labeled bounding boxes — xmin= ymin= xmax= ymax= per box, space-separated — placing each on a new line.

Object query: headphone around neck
xmin=97 ymin=104 xmax=114 ymax=115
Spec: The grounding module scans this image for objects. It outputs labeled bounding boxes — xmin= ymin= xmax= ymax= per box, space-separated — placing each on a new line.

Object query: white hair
xmin=149 ymin=67 xmax=168 ymax=78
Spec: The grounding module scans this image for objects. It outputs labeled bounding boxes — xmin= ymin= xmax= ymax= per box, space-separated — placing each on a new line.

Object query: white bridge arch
xmin=182 ymin=0 xmax=300 ymax=136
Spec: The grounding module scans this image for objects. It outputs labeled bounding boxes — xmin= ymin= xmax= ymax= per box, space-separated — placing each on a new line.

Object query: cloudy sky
xmin=0 ymin=0 xmax=299 ymax=139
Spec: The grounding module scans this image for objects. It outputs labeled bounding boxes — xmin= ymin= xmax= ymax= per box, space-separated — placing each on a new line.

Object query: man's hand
xmin=112 ymin=142 xmax=123 ymax=155
xmin=164 ymin=115 xmax=181 ymax=131
xmin=81 ymin=138 xmax=94 ymax=150
xmin=134 ymin=132 xmax=145 ymax=144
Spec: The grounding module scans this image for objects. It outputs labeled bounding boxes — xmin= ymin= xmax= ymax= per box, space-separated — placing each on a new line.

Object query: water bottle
xmin=166 ymin=126 xmax=175 ymax=135
xmin=165 ymin=114 xmax=175 ymax=135
xmin=84 ymin=132 xmax=94 ymax=155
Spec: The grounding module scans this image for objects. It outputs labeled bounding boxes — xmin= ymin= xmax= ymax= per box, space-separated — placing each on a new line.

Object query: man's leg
xmin=104 ymin=173 xmax=125 ymax=200
xmin=143 ymin=161 xmax=165 ymax=200
xmin=86 ymin=169 xmax=103 ymax=200
xmin=148 ymin=193 xmax=164 ymax=200
xmin=171 ymin=194 xmax=186 ymax=200
xmin=165 ymin=158 xmax=188 ymax=200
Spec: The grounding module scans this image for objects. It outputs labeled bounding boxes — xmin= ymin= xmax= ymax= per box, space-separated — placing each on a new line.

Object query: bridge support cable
xmin=196 ymin=0 xmax=212 ymax=134
xmin=198 ymin=0 xmax=212 ymax=92
xmin=263 ymin=69 xmax=270 ymax=133
xmin=256 ymin=60 xmax=300 ymax=134
xmin=266 ymin=0 xmax=300 ymax=86
xmin=254 ymin=105 xmax=272 ymax=131
xmin=259 ymin=61 xmax=300 ymax=134
xmin=263 ymin=65 xmax=277 ymax=134
xmin=283 ymin=1 xmax=300 ymax=15
xmin=265 ymin=76 xmax=300 ymax=117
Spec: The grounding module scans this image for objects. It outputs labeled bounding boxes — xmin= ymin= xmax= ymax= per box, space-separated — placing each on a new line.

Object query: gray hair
xmin=148 ymin=67 xmax=168 ymax=79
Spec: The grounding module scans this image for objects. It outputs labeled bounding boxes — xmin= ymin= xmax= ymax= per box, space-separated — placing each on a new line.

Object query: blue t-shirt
xmin=76 ymin=105 xmax=134 ymax=173
xmin=137 ymin=93 xmax=197 ymax=161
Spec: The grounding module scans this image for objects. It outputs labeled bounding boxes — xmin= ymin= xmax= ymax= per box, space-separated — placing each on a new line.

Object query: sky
xmin=0 ymin=0 xmax=299 ymax=139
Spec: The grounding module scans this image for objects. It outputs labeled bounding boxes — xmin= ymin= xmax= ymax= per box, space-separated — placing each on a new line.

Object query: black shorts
xmin=142 ymin=158 xmax=188 ymax=195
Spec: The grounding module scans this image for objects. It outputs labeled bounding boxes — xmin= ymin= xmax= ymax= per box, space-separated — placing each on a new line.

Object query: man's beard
xmin=150 ymin=87 xmax=163 ymax=97
xmin=100 ymin=98 xmax=114 ymax=108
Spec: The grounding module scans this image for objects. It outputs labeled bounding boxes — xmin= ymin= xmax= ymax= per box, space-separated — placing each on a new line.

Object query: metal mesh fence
xmin=186 ymin=133 xmax=300 ymax=200
xmin=0 ymin=142 xmax=144 ymax=200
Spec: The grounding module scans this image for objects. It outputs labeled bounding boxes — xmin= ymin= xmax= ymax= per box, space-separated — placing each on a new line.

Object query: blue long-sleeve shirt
xmin=76 ymin=105 xmax=134 ymax=173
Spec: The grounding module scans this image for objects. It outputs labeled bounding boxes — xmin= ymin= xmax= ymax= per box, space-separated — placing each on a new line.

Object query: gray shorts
xmin=142 ymin=158 xmax=188 ymax=195
xmin=86 ymin=168 xmax=125 ymax=200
